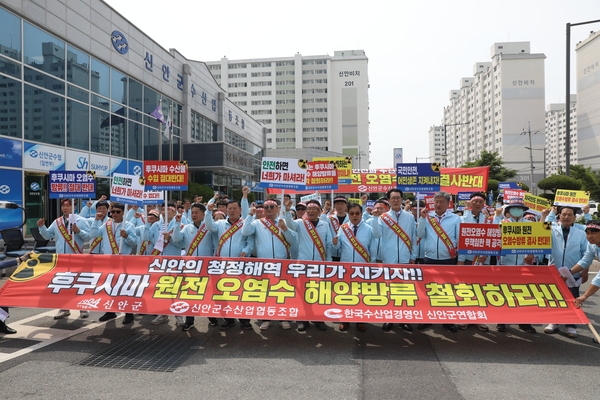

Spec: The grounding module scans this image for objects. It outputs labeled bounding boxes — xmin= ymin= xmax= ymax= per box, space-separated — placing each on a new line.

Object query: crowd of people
xmin=2 ymin=188 xmax=600 ymax=340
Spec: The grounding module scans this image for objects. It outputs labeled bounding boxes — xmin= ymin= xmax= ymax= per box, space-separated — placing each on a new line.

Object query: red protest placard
xmin=0 ymin=253 xmax=588 ymax=325
xmin=458 ymin=223 xmax=502 ymax=256
xmin=143 ymin=160 xmax=188 ymax=190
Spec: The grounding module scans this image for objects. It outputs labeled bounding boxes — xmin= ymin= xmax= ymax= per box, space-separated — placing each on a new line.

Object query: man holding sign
xmin=37 ymin=198 xmax=90 ymax=320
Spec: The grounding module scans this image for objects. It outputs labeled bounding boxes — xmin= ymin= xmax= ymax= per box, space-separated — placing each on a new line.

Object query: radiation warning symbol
xmin=10 ymin=253 xmax=58 ymax=282
xmin=138 ymin=176 xmax=146 ymax=186
xmin=298 ymin=159 xmax=308 ymax=169
xmin=430 ymin=163 xmax=441 ymax=172
xmin=542 ymin=222 xmax=552 ymax=230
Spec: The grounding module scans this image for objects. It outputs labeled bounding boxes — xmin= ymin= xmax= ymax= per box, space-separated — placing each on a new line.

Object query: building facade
xmin=576 ymin=30 xmax=600 ymax=170
xmin=0 ymin=1 xmax=265 ymax=230
xmin=545 ymin=96 xmax=577 ymax=175
xmin=205 ymin=51 xmax=371 ymax=169
xmin=436 ymin=42 xmax=546 ymax=191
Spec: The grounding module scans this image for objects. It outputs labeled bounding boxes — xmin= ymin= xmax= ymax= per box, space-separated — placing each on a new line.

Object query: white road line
xmin=0 ymin=310 xmax=121 ymax=364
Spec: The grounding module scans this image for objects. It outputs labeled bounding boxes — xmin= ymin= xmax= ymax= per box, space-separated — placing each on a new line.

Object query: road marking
xmin=0 ymin=310 xmax=120 ymax=364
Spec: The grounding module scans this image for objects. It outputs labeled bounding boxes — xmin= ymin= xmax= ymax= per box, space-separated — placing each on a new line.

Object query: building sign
xmin=110 ymin=30 xmax=129 ymax=55
xmin=49 ymin=170 xmax=96 ymax=199
xmin=0 ymin=137 xmax=22 ymax=168
xmin=23 ymin=142 xmax=65 ymax=172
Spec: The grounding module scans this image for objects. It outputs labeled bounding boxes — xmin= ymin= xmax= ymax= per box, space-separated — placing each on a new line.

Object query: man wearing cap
xmin=243 ymin=199 xmax=297 ymax=330
xmin=574 ymin=221 xmax=600 ymax=314
xmin=284 ymin=198 xmax=333 ymax=331
xmin=495 ymin=199 xmax=540 ymax=334
xmin=322 ymin=196 xmax=349 ymax=262
xmin=417 ymin=191 xmax=462 ymax=333
xmin=541 ymin=206 xmax=589 ymax=338
xmin=204 ymin=199 xmax=254 ymax=330
xmin=295 ymin=202 xmax=307 ymax=219
xmin=373 ymin=189 xmax=417 ymax=332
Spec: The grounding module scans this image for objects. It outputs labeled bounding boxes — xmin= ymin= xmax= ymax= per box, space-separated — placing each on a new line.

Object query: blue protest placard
xmin=49 ymin=170 xmax=96 ymax=199
xmin=396 ymin=163 xmax=440 ymax=192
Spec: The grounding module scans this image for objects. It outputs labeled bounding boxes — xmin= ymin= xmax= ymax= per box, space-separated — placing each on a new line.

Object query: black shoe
xmin=443 ymin=324 xmax=458 ymax=333
xmin=182 ymin=322 xmax=194 ymax=332
xmin=519 ymin=324 xmax=536 ymax=334
xmin=98 ymin=312 xmax=117 ymax=322
xmin=382 ymin=323 xmax=393 ymax=332
xmin=220 ymin=319 xmax=236 ymax=330
xmin=496 ymin=324 xmax=506 ymax=332
xmin=297 ymin=321 xmax=309 ymax=332
xmin=0 ymin=320 xmax=16 ymax=334
xmin=399 ymin=323 xmax=413 ymax=332
xmin=417 ymin=323 xmax=431 ymax=330
xmin=122 ymin=313 xmax=134 ymax=325
xmin=208 ymin=318 xmax=219 ymax=327
xmin=315 ymin=322 xmax=327 ymax=331
xmin=240 ymin=320 xmax=253 ymax=330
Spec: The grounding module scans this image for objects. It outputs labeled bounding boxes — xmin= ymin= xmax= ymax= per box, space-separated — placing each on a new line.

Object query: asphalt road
xmin=1 ymin=272 xmax=600 ymax=400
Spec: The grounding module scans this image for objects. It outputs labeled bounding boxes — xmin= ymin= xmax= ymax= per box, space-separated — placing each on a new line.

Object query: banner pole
xmin=587 ymin=322 xmax=600 ymax=344
xmin=71 ymin=198 xmax=75 ymax=250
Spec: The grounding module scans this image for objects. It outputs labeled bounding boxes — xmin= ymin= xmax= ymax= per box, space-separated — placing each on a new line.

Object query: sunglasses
xmin=111 ymin=210 xmax=123 ymax=214
xmin=264 ymin=205 xmax=277 ymax=210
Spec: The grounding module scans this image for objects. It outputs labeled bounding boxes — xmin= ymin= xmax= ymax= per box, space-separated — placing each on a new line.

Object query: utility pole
xmin=522 ymin=122 xmax=538 ymax=194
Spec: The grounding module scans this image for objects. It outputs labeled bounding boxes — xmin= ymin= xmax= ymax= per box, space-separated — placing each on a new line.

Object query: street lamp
xmin=416 ymin=156 xmax=433 ymax=163
xmin=566 ymin=19 xmax=600 ymax=175
xmin=442 ymin=122 xmax=469 ymax=167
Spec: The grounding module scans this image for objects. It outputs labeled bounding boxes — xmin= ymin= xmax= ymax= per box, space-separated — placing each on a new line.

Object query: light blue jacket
xmin=173 ymin=221 xmax=215 ymax=257
xmin=89 ymin=218 xmax=137 ymax=255
xmin=334 ymin=221 xmax=379 ymax=263
xmin=374 ymin=209 xmax=417 ymax=263
xmin=204 ymin=211 xmax=254 ymax=257
xmin=418 ymin=210 xmax=464 ymax=262
xmin=284 ymin=211 xmax=333 ymax=261
xmin=39 ymin=215 xmax=88 ymax=254
xmin=242 ymin=215 xmax=297 ymax=259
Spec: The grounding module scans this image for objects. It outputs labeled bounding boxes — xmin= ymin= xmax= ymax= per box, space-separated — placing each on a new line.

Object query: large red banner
xmin=440 ymin=166 xmax=489 ymax=195
xmin=0 ymin=254 xmax=588 ymax=325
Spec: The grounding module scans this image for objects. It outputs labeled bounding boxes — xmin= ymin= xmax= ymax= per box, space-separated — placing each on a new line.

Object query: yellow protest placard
xmin=554 ymin=189 xmax=589 ymax=207
xmin=500 ymin=222 xmax=552 ymax=255
xmin=523 ymin=193 xmax=551 ymax=213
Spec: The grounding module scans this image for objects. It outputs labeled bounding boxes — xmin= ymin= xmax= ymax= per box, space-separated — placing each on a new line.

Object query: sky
xmin=104 ymin=0 xmax=600 ymax=168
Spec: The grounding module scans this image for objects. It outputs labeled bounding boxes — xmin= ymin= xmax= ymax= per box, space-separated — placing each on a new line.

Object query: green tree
xmin=537 ymin=175 xmax=582 ymax=193
xmin=461 ymin=150 xmax=518 ymax=182
xmin=569 ymin=164 xmax=600 ymax=200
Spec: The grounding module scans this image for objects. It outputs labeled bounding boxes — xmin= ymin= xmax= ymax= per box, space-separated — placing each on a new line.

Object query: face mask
xmin=509 ymin=208 xmax=524 ymax=218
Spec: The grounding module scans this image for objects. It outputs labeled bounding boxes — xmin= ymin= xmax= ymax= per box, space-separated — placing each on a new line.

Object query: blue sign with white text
xmin=49 ymin=170 xmax=96 ymax=199
xmin=396 ymin=163 xmax=441 ymax=192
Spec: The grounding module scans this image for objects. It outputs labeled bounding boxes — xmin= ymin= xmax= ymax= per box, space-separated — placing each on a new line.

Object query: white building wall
xmin=545 ymin=97 xmax=577 ymax=175
xmin=440 ymin=42 xmax=546 ymax=192
xmin=206 ymin=50 xmax=370 ymax=168
xmin=576 ymin=30 xmax=600 ymax=170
